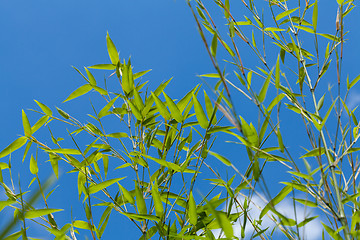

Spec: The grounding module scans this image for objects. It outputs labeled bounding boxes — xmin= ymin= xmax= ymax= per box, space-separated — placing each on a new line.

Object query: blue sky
xmin=1 ymin=0 xmax=360 ymax=239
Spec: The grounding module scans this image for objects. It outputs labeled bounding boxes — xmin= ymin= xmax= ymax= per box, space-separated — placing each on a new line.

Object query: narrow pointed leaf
xmin=63 ymin=84 xmax=92 ymax=103
xmin=106 ymin=33 xmax=119 ymax=64
xmin=89 ymin=178 xmax=125 ymax=195
xmin=25 ymin=209 xmax=63 ymax=219
xmin=0 ymin=137 xmax=27 ymax=159
xmin=193 ymin=94 xmax=208 ymax=129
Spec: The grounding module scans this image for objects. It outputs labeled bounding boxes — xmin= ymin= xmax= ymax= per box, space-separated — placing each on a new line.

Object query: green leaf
xmin=258 ymin=69 xmax=273 ymax=103
xmin=56 ymin=107 xmax=70 ymax=119
xmin=300 ymin=148 xmax=325 ymax=158
xmin=267 ymin=93 xmax=285 ymax=112
xmin=152 ymin=92 xmax=171 ymax=120
xmin=133 ymin=69 xmax=151 ymax=80
xmin=63 ymin=84 xmax=92 ymax=103
xmin=88 ymin=64 xmax=116 ymax=70
xmin=264 ymin=27 xmax=285 ymax=32
xmin=312 ymin=0 xmax=318 ymax=31
xmin=22 ymin=110 xmax=32 ymax=137
xmin=89 ymin=178 xmax=125 ymax=195
xmin=46 ymin=148 xmax=81 ymax=155
xmin=98 ymin=95 xmax=120 ymax=118
xmin=151 ymin=180 xmax=164 ymax=218
xmin=29 ymin=155 xmax=38 ymax=175
xmin=209 ymin=151 xmax=231 ymax=166
xmin=106 ymin=132 xmax=128 ymax=138
xmin=0 ymin=199 xmax=16 ymax=212
xmin=85 ymin=67 xmax=96 ymax=86
xmin=25 ymin=208 xmax=63 ymax=219
xmin=210 ymin=33 xmax=218 ymax=57
xmin=348 ymin=74 xmax=360 ymax=90
xmin=260 ymin=185 xmax=292 ymax=219
xmin=188 ymin=192 xmax=197 ymax=225
xmin=73 ymin=220 xmax=92 ymax=230
xmin=31 ymin=115 xmax=49 ymax=134
xmin=128 ymin=100 xmax=143 ymax=120
xmin=0 ymin=137 xmax=27 ymax=159
xmin=106 ymin=32 xmax=119 ymax=65
xmin=163 ymin=92 xmax=183 ymax=122
xmin=135 ymin=184 xmax=147 ymax=215
xmin=275 ymin=55 xmax=280 ymax=88
xmin=193 ymin=94 xmax=209 ymax=129
xmin=275 ymin=7 xmax=299 ymax=21
xmin=34 ymin=100 xmax=52 ymax=116
xmin=119 ymin=184 xmax=135 ymax=204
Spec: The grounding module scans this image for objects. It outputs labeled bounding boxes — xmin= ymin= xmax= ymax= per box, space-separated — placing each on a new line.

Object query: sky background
xmin=0 ymin=0 xmax=360 ymax=239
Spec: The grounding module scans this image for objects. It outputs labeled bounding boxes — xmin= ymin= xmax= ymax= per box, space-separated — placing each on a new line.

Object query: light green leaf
xmin=260 ymin=185 xmax=292 ymax=219
xmin=151 ymin=180 xmax=164 ymax=218
xmin=0 ymin=137 xmax=27 ymax=159
xmin=25 ymin=208 xmax=63 ymax=219
xmin=209 ymin=151 xmax=231 ymax=166
xmin=193 ymin=94 xmax=209 ymax=129
xmin=258 ymin=69 xmax=273 ymax=103
xmin=88 ymin=64 xmax=116 ymax=70
xmin=300 ymin=148 xmax=325 ymax=158
xmin=85 ymin=67 xmax=96 ymax=86
xmin=106 ymin=132 xmax=128 ymax=138
xmin=211 ymin=33 xmax=218 ymax=57
xmin=98 ymin=95 xmax=120 ymax=118
xmin=30 ymin=155 xmax=38 ymax=175
xmin=152 ymin=92 xmax=171 ymax=120
xmin=135 ymin=184 xmax=147 ymax=215
xmin=89 ymin=178 xmax=125 ymax=195
xmin=188 ymin=191 xmax=197 ymax=225
xmin=63 ymin=84 xmax=92 ymax=103
xmin=275 ymin=7 xmax=299 ymax=21
xmin=119 ymin=184 xmax=135 ymax=204
xmin=106 ymin=32 xmax=119 ymax=65
xmin=46 ymin=148 xmax=81 ymax=155
xmin=34 ymin=100 xmax=52 ymax=116
xmin=73 ymin=220 xmax=92 ymax=230
xmin=348 ymin=74 xmax=360 ymax=90
xmin=163 ymin=92 xmax=183 ymax=122
xmin=313 ymin=0 xmax=318 ymax=31
xmin=275 ymin=55 xmax=280 ymax=88
xmin=22 ymin=110 xmax=32 ymax=137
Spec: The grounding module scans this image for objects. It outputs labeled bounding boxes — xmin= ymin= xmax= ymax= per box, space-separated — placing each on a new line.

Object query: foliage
xmin=0 ymin=0 xmax=359 ymax=239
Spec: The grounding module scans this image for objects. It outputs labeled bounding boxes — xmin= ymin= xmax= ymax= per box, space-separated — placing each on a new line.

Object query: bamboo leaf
xmin=85 ymin=67 xmax=96 ymax=86
xmin=348 ymin=74 xmax=360 ymax=90
xmin=46 ymin=148 xmax=82 ymax=155
xmin=188 ymin=191 xmax=197 ymax=225
xmin=106 ymin=32 xmax=119 ymax=65
xmin=151 ymin=180 xmax=164 ymax=218
xmin=193 ymin=94 xmax=209 ymax=129
xmin=88 ymin=64 xmax=116 ymax=70
xmin=209 ymin=151 xmax=231 ymax=166
xmin=98 ymin=95 xmax=120 ymax=119
xmin=313 ymin=0 xmax=318 ymax=31
xmin=163 ymin=92 xmax=183 ymax=122
xmin=25 ymin=209 xmax=63 ymax=219
xmin=89 ymin=178 xmax=125 ymax=195
xmin=29 ymin=155 xmax=38 ymax=175
xmin=260 ymin=185 xmax=292 ymax=219
xmin=300 ymin=147 xmax=325 ymax=158
xmin=258 ymin=69 xmax=273 ymax=103
xmin=22 ymin=110 xmax=32 ymax=137
xmin=152 ymin=92 xmax=171 ymax=120
xmin=211 ymin=33 xmax=218 ymax=57
xmin=34 ymin=100 xmax=52 ymax=116
xmin=276 ymin=8 xmax=299 ymax=21
xmin=135 ymin=184 xmax=147 ymax=215
xmin=0 ymin=137 xmax=27 ymax=159
xmin=119 ymin=184 xmax=135 ymax=204
xmin=63 ymin=84 xmax=92 ymax=103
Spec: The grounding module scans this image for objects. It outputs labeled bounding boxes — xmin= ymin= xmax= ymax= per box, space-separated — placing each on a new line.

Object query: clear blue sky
xmin=0 ymin=0 xmax=359 ymax=239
